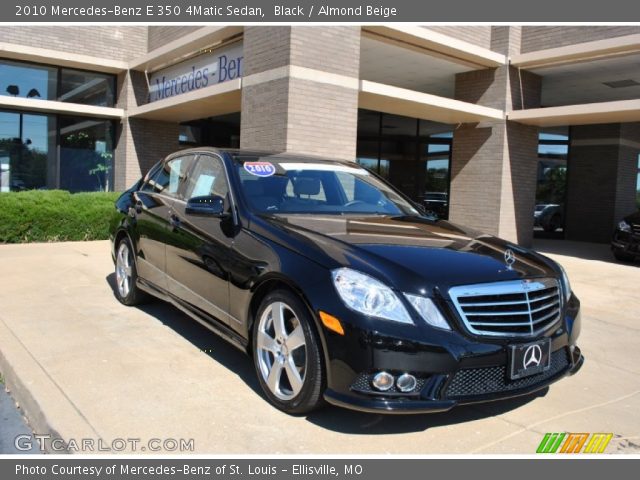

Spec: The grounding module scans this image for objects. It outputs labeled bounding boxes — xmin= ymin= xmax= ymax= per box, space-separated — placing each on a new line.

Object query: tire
xmin=114 ymin=237 xmax=148 ymax=306
xmin=544 ymin=214 xmax=562 ymax=232
xmin=613 ymin=248 xmax=635 ymax=262
xmin=252 ymin=289 xmax=325 ymax=414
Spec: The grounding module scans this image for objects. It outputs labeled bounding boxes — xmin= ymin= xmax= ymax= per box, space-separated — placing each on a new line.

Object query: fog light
xmin=371 ymin=371 xmax=394 ymax=391
xmin=396 ymin=373 xmax=417 ymax=393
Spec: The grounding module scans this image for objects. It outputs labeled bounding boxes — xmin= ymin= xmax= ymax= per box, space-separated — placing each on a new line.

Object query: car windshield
xmin=234 ymin=156 xmax=420 ymax=216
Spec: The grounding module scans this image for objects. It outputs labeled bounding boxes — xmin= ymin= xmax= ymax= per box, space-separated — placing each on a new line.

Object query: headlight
xmin=618 ymin=220 xmax=631 ymax=232
xmin=404 ymin=294 xmax=450 ymax=330
xmin=558 ymin=263 xmax=572 ymax=303
xmin=332 ymin=268 xmax=412 ymax=324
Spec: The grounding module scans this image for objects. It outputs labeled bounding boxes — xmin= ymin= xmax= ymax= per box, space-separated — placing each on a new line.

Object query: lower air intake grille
xmin=444 ymin=348 xmax=570 ymax=399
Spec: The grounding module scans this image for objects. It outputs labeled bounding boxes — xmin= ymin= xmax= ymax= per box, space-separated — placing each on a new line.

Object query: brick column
xmin=565 ymin=123 xmax=640 ymax=243
xmin=449 ymin=26 xmax=541 ymax=247
xmin=240 ymin=27 xmax=360 ymax=160
xmin=114 ymin=70 xmax=180 ymax=190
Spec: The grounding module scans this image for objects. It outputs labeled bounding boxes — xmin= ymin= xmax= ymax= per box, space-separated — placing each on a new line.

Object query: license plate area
xmin=509 ymin=338 xmax=551 ymax=380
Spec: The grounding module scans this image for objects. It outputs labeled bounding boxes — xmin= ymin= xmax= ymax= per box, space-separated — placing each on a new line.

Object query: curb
xmin=0 ymin=317 xmax=98 ymax=454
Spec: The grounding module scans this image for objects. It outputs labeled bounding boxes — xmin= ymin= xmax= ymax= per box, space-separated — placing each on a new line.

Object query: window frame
xmin=1 ymin=57 xmax=117 ymax=106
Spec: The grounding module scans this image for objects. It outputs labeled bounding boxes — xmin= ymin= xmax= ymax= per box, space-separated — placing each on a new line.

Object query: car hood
xmin=255 ymin=214 xmax=558 ymax=293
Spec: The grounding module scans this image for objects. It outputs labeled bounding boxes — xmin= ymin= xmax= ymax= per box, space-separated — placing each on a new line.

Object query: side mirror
xmin=185 ymin=195 xmax=226 ymax=217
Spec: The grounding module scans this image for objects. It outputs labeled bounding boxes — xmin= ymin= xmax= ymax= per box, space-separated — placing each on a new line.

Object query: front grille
xmin=632 ymin=223 xmax=640 ymax=236
xmin=444 ymin=348 xmax=570 ymax=399
xmin=449 ymin=278 xmax=561 ymax=337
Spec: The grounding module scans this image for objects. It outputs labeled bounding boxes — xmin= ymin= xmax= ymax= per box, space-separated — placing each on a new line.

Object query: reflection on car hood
xmin=261 ymin=214 xmax=557 ymax=290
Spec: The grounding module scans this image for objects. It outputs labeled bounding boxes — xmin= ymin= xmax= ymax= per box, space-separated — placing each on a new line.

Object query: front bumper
xmin=324 ymin=346 xmax=583 ymax=414
xmin=319 ymin=295 xmax=583 ymax=414
xmin=612 ymin=230 xmax=640 ymax=256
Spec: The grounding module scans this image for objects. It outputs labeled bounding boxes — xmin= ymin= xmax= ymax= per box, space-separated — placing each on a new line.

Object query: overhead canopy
xmin=0 ymin=42 xmax=127 ymax=73
xmin=508 ymin=99 xmax=640 ymax=127
xmin=510 ymin=34 xmax=640 ymax=69
xmin=363 ymin=26 xmax=506 ymax=69
xmin=0 ymin=96 xmax=123 ymax=119
xmin=359 ymin=81 xmax=504 ymax=124
xmin=127 ymin=79 xmax=241 ymax=122
xmin=129 ymin=26 xmax=243 ymax=73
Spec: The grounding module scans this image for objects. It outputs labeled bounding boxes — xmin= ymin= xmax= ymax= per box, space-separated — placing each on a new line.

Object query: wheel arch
xmin=246 ymin=274 xmax=331 ymax=386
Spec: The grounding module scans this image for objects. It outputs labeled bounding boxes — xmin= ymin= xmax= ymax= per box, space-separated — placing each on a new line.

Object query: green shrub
xmin=0 ymin=190 xmax=120 ymax=243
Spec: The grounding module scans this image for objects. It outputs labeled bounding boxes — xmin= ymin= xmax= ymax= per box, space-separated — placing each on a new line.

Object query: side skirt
xmin=137 ymin=278 xmax=249 ymax=354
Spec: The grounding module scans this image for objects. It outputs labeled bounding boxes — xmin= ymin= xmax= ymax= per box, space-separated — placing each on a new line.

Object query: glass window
xmin=236 ymin=157 xmax=418 ymax=216
xmin=0 ymin=110 xmax=56 ymax=192
xmin=59 ymin=68 xmax=115 ymax=107
xmin=636 ymin=154 xmax=640 ymax=210
xmin=0 ymin=60 xmax=56 ymax=100
xmin=1 ymin=60 xmax=116 ymax=107
xmin=536 ymin=128 xmax=569 ymax=207
xmin=141 ymin=164 xmax=170 ymax=194
xmin=59 ymin=116 xmax=114 ymax=192
xmin=184 ymin=155 xmax=229 ymax=200
xmin=141 ymin=157 xmax=192 ymax=197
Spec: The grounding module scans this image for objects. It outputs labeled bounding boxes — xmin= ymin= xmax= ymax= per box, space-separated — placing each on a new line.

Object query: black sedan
xmin=109 ymin=148 xmax=583 ymax=414
xmin=612 ymin=210 xmax=640 ymax=262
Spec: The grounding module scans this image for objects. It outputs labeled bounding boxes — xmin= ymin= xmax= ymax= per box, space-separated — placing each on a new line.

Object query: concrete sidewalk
xmin=0 ymin=240 xmax=638 ymax=454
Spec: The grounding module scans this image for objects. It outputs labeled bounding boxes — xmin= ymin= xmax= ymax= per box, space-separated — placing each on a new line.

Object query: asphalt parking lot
xmin=0 ymin=240 xmax=638 ymax=454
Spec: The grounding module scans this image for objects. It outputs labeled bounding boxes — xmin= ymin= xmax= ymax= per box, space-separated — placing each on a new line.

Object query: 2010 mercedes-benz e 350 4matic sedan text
xmin=109 ymin=148 xmax=583 ymax=414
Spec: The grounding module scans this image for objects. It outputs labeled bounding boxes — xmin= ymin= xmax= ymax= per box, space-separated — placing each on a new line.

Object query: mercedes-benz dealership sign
xmin=148 ymin=41 xmax=243 ymax=102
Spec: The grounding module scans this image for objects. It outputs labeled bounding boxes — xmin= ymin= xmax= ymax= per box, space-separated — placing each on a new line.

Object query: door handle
xmin=169 ymin=214 xmax=181 ymax=228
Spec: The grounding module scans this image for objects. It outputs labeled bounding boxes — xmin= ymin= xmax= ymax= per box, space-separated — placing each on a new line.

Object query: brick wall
xmin=286 ymin=78 xmax=358 ymax=160
xmin=240 ymin=78 xmax=290 ymax=153
xmin=451 ymin=53 xmax=541 ymax=245
xmin=289 ymin=27 xmax=361 ymax=77
xmin=617 ymin=123 xmax=640 ymax=221
xmin=242 ymin=26 xmax=292 ymax=76
xmin=240 ymin=26 xmax=360 ymax=160
xmin=424 ymin=26 xmax=492 ymax=49
xmin=147 ymin=26 xmax=204 ymax=52
xmin=450 ymin=122 xmax=505 ymax=236
xmin=0 ymin=26 xmax=147 ymax=61
xmin=564 ymin=123 xmax=640 ymax=243
xmin=565 ymin=123 xmax=640 ymax=242
xmin=521 ymin=26 xmax=640 ymax=53
xmin=114 ymin=119 xmax=180 ymax=190
xmin=491 ymin=26 xmax=522 ymax=56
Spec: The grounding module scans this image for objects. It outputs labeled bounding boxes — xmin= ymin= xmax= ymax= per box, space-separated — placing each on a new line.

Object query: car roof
xmin=162 ymin=147 xmax=356 ymax=166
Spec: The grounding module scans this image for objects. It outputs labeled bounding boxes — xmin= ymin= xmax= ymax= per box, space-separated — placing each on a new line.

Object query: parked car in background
xmin=611 ymin=211 xmax=640 ymax=262
xmin=534 ymin=204 xmax=564 ymax=232
xmin=421 ymin=192 xmax=448 ymax=218
xmin=109 ymin=148 xmax=583 ymax=414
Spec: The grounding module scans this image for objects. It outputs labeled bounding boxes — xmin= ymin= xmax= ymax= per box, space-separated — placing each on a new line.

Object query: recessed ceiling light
xmin=602 ymin=79 xmax=640 ymax=88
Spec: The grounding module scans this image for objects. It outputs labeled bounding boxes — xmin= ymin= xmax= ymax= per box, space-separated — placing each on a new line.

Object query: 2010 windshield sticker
xmin=244 ymin=162 xmax=276 ymax=177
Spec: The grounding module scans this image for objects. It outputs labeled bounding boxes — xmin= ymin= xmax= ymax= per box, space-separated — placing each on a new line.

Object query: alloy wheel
xmin=115 ymin=242 xmax=132 ymax=298
xmin=256 ymin=301 xmax=307 ymax=401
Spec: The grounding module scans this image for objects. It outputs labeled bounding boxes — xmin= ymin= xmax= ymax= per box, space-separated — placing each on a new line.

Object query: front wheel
xmin=544 ymin=214 xmax=562 ymax=232
xmin=613 ymin=248 xmax=635 ymax=262
xmin=114 ymin=237 xmax=148 ymax=306
xmin=252 ymin=290 xmax=325 ymax=414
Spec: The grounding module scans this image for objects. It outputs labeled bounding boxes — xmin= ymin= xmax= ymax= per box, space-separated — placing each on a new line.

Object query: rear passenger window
xmin=141 ymin=156 xmax=192 ymax=197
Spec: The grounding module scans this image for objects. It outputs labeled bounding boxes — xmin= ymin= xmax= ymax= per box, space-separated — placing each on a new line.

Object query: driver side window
xmin=183 ymin=155 xmax=229 ymax=202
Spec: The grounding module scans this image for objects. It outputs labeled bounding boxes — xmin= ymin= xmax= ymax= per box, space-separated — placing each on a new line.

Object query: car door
xmin=132 ymin=156 xmax=192 ymax=291
xmin=165 ymin=153 xmax=234 ymax=325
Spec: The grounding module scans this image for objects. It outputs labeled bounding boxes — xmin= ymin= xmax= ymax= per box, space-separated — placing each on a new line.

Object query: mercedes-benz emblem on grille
xmin=504 ymin=248 xmax=516 ymax=270
xmin=523 ymin=344 xmax=542 ymax=369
